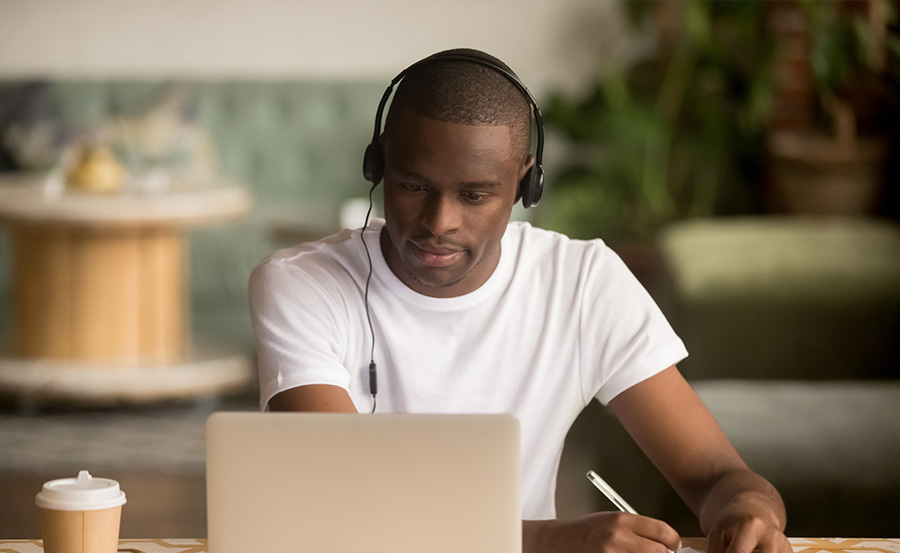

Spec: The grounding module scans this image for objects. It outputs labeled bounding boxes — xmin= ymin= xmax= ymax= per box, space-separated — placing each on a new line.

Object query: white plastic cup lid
xmin=35 ymin=470 xmax=127 ymax=511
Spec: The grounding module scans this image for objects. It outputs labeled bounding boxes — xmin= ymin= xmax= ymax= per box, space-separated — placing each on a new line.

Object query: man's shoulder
xmin=506 ymin=221 xmax=610 ymax=259
xmin=252 ymin=226 xmax=369 ymax=284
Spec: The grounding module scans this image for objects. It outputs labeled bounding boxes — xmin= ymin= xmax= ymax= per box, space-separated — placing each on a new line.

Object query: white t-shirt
xmin=249 ymin=219 xmax=687 ymax=520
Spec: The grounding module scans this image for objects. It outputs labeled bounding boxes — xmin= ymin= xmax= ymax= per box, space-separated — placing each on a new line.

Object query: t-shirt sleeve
xmin=579 ymin=243 xmax=688 ymax=405
xmin=248 ymin=255 xmax=354 ymax=410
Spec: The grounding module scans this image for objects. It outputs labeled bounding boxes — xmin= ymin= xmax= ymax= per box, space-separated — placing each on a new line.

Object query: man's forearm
xmin=522 ymin=520 xmax=547 ymax=553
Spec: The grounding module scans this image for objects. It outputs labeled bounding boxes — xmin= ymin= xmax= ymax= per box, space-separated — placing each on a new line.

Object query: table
xmin=0 ymin=175 xmax=254 ymax=404
xmin=0 ymin=538 xmax=897 ymax=553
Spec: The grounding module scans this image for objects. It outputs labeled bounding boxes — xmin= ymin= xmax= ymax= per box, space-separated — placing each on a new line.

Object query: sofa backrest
xmin=0 ymin=79 xmax=387 ymax=340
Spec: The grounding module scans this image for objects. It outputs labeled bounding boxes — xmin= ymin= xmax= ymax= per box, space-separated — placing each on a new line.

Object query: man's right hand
xmin=523 ymin=512 xmax=682 ymax=553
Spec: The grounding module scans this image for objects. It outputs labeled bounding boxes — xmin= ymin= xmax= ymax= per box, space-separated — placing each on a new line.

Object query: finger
xmin=707 ymin=530 xmax=729 ymax=553
xmin=588 ymin=512 xmax=678 ymax=553
xmin=631 ymin=515 xmax=682 ymax=552
xmin=723 ymin=515 xmax=792 ymax=553
xmin=780 ymin=535 xmax=793 ymax=553
xmin=751 ymin=529 xmax=792 ymax=553
xmin=721 ymin=528 xmax=763 ymax=553
xmin=779 ymin=534 xmax=793 ymax=553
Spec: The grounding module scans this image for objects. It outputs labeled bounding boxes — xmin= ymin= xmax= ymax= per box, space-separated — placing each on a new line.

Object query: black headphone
xmin=362 ymin=48 xmax=545 ymax=209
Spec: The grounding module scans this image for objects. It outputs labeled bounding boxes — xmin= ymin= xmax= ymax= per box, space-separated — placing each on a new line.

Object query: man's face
xmin=380 ymin=109 xmax=532 ymax=298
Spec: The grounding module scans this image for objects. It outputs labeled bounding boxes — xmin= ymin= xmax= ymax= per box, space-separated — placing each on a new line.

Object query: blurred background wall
xmin=0 ymin=0 xmax=628 ymax=94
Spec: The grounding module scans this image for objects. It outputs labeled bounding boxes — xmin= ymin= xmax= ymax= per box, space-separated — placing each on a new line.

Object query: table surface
xmin=0 ymin=175 xmax=251 ymax=228
xmin=0 ymin=538 xmax=897 ymax=553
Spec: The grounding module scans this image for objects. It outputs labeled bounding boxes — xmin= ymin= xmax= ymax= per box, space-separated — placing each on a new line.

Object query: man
xmin=249 ymin=49 xmax=790 ymax=553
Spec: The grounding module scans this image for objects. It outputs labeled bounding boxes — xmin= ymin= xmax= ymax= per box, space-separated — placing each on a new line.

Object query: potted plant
xmin=538 ymin=1 xmax=774 ymax=281
xmin=766 ymin=0 xmax=900 ymax=215
xmin=540 ymin=1 xmax=774 ymax=244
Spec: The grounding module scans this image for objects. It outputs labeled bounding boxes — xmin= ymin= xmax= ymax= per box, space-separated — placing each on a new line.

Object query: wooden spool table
xmin=0 ymin=175 xmax=254 ymax=405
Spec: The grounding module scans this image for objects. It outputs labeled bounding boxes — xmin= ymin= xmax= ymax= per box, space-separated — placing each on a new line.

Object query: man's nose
xmin=420 ymin=194 xmax=461 ymax=236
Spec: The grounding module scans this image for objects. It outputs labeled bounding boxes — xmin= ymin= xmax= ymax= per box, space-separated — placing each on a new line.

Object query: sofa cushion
xmin=658 ymin=217 xmax=900 ymax=379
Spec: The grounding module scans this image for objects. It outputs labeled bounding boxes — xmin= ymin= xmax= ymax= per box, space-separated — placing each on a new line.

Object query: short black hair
xmin=383 ymin=51 xmax=532 ymax=161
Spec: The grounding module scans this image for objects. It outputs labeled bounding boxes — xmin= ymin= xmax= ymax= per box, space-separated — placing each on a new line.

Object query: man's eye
xmin=462 ymin=192 xmax=487 ymax=202
xmin=403 ymin=184 xmax=425 ymax=193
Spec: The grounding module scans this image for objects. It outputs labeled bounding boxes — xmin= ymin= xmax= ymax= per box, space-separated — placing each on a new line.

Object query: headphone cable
xmin=360 ymin=182 xmax=379 ymax=413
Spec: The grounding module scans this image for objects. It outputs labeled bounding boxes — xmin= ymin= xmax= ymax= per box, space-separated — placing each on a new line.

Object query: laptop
xmin=206 ymin=412 xmax=521 ymax=553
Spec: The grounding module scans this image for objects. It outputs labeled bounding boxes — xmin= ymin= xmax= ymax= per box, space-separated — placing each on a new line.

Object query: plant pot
xmin=766 ymin=130 xmax=889 ymax=216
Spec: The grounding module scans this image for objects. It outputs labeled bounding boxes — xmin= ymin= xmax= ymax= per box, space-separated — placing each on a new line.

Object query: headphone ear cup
xmin=363 ymin=141 xmax=385 ymax=185
xmin=519 ymin=165 xmax=544 ymax=208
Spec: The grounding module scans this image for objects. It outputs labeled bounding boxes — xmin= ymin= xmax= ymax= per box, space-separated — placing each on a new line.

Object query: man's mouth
xmin=410 ymin=241 xmax=465 ymax=267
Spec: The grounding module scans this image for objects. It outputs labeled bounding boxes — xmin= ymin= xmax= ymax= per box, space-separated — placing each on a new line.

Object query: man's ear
xmin=515 ymin=154 xmax=537 ymax=203
xmin=518 ymin=154 xmax=536 ymax=182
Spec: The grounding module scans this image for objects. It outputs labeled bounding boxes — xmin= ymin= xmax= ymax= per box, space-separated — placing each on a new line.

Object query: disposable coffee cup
xmin=35 ymin=470 xmax=126 ymax=553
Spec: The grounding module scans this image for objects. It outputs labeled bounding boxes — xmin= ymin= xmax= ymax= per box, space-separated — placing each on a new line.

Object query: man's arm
xmin=268 ymin=384 xmax=358 ymax=413
xmin=609 ymin=365 xmax=790 ymax=553
xmin=524 ymin=365 xmax=790 ymax=553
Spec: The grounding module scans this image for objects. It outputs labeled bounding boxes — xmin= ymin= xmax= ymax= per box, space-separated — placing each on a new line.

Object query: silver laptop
xmin=206 ymin=412 xmax=521 ymax=553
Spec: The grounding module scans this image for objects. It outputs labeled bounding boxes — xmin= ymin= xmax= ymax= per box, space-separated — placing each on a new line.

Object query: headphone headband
xmin=363 ymin=49 xmax=545 ymax=208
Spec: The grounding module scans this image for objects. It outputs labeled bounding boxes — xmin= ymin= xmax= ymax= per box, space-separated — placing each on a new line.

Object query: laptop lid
xmin=206 ymin=412 xmax=521 ymax=553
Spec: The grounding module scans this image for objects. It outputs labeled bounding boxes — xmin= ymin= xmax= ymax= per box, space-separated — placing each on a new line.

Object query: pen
xmin=586 ymin=470 xmax=679 ymax=553
xmin=586 ymin=470 xmax=638 ymax=514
